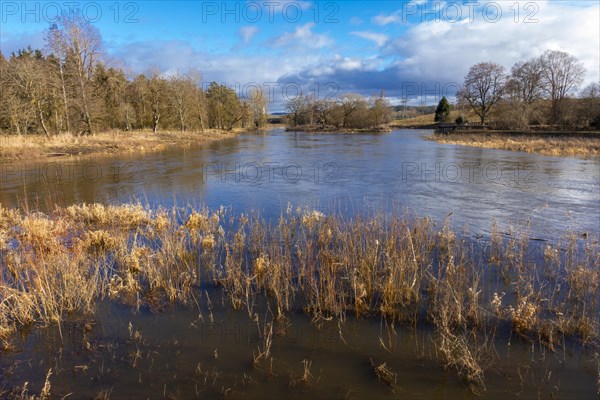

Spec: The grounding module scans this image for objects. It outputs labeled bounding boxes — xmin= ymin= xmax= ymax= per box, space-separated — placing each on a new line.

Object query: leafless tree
xmin=6 ymin=54 xmax=57 ymax=136
xmin=45 ymin=31 xmax=70 ymax=133
xmin=247 ymin=87 xmax=268 ymax=130
xmin=510 ymin=58 xmax=544 ymax=105
xmin=339 ymin=94 xmax=364 ymax=128
xmin=46 ymin=15 xmax=102 ymax=135
xmin=186 ymin=70 xmax=207 ymax=132
xmin=459 ymin=62 xmax=507 ymax=125
xmin=147 ymin=70 xmax=166 ymax=133
xmin=503 ymin=58 xmax=545 ymax=128
xmin=539 ymin=50 xmax=585 ymax=124
xmin=579 ymin=82 xmax=599 ymax=99
xmin=578 ymin=82 xmax=600 ymax=128
xmin=286 ymin=96 xmax=306 ymax=127
xmin=0 ymin=66 xmax=35 ymax=135
xmin=167 ymin=72 xmax=196 ymax=131
xmin=370 ymin=93 xmax=393 ymax=126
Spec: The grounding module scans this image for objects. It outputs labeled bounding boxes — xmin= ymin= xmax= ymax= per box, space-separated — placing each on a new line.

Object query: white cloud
xmin=279 ymin=1 xmax=599 ymax=102
xmin=270 ymin=22 xmax=333 ymax=49
xmin=351 ymin=31 xmax=389 ymax=47
xmin=238 ymin=26 xmax=259 ymax=44
xmin=349 ymin=17 xmax=363 ymax=26
xmin=372 ymin=12 xmax=400 ymax=26
xmin=383 ymin=0 xmax=600 ymax=85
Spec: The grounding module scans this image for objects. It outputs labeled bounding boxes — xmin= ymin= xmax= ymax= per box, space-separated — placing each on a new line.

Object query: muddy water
xmin=1 ymin=129 xmax=598 ymax=241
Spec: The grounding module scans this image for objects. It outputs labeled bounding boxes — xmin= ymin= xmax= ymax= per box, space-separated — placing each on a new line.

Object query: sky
xmin=1 ymin=0 xmax=599 ymax=111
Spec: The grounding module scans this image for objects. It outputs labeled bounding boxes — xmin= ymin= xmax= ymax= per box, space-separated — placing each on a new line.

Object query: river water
xmin=1 ymin=129 xmax=599 ymax=241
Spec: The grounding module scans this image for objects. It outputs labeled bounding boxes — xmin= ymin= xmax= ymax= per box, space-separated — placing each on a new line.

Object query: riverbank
xmin=428 ymin=130 xmax=600 ymax=158
xmin=285 ymin=125 xmax=392 ymax=133
xmin=0 ymin=129 xmax=241 ymax=162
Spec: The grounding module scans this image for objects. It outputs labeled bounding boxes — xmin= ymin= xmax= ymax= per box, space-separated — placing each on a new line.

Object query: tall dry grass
xmin=0 ymin=202 xmax=598 ymax=391
xmin=430 ymin=131 xmax=600 ymax=158
xmin=0 ymin=129 xmax=239 ymax=161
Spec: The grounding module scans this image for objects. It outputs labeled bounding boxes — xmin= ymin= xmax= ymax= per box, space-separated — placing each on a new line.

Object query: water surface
xmin=1 ymin=129 xmax=598 ymax=241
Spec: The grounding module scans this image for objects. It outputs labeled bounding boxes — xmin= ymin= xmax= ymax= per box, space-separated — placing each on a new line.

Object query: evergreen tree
xmin=434 ymin=96 xmax=451 ymax=123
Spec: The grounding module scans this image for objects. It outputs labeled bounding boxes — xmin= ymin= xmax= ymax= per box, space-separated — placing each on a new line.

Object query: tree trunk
xmin=125 ymin=108 xmax=132 ymax=131
xmin=153 ymin=111 xmax=160 ymax=133
xmin=76 ymin=57 xmax=93 ymax=135
xmin=37 ymin=103 xmax=50 ymax=137
xmin=199 ymin=116 xmax=205 ymax=132
xmin=58 ymin=64 xmax=70 ymax=134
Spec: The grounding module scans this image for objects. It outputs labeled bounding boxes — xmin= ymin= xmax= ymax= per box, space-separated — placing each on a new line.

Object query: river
xmin=1 ymin=129 xmax=598 ymax=241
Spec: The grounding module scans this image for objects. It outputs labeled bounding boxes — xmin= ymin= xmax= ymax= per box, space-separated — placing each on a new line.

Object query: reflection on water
xmin=2 ymin=296 xmax=597 ymax=399
xmin=1 ymin=129 xmax=599 ymax=241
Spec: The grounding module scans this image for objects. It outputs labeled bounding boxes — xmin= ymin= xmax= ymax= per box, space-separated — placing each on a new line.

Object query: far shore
xmin=285 ymin=125 xmax=392 ymax=134
xmin=428 ymin=129 xmax=600 ymax=158
xmin=0 ymin=129 xmax=243 ymax=162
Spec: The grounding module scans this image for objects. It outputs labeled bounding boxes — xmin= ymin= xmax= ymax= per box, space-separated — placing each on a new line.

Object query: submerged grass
xmin=0 ymin=202 xmax=598 ymax=392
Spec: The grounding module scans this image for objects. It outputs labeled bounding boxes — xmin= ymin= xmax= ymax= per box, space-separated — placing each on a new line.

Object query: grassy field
xmin=390 ymin=113 xmax=438 ymax=127
xmin=0 ymin=129 xmax=241 ymax=162
xmin=0 ymin=203 xmax=598 ymax=393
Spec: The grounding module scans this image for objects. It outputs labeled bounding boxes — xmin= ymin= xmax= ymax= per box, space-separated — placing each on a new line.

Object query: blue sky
xmin=1 ymin=1 xmax=599 ymax=111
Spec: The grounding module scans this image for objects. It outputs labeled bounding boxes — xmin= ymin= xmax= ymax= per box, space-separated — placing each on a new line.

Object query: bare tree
xmin=167 ymin=72 xmax=196 ymax=131
xmin=504 ymin=58 xmax=544 ymax=128
xmin=510 ymin=58 xmax=544 ymax=105
xmin=45 ymin=29 xmax=70 ymax=133
xmin=10 ymin=56 xmax=54 ymax=136
xmin=286 ymin=96 xmax=306 ymax=127
xmin=539 ymin=50 xmax=585 ymax=124
xmin=578 ymin=82 xmax=600 ymax=128
xmin=147 ymin=70 xmax=166 ymax=133
xmin=459 ymin=62 xmax=507 ymax=125
xmin=339 ymin=94 xmax=364 ymax=128
xmin=370 ymin=92 xmax=393 ymax=126
xmin=185 ymin=70 xmax=206 ymax=132
xmin=247 ymin=87 xmax=268 ymax=130
xmin=580 ymin=82 xmax=600 ymax=99
xmin=46 ymin=15 xmax=102 ymax=135
xmin=1 ymin=62 xmax=36 ymax=135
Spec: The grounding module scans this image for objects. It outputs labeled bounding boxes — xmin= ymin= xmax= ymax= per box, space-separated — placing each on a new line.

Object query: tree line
xmin=0 ymin=16 xmax=267 ymax=136
xmin=285 ymin=93 xmax=394 ymax=130
xmin=455 ymin=50 xmax=599 ymax=129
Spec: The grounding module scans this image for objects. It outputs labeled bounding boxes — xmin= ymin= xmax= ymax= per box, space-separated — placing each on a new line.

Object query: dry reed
xmin=0 ymin=202 xmax=598 ymax=390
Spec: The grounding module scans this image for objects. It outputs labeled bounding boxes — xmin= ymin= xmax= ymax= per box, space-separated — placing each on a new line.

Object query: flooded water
xmin=1 ymin=129 xmax=599 ymax=398
xmin=1 ymin=293 xmax=598 ymax=399
xmin=1 ymin=129 xmax=599 ymax=242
